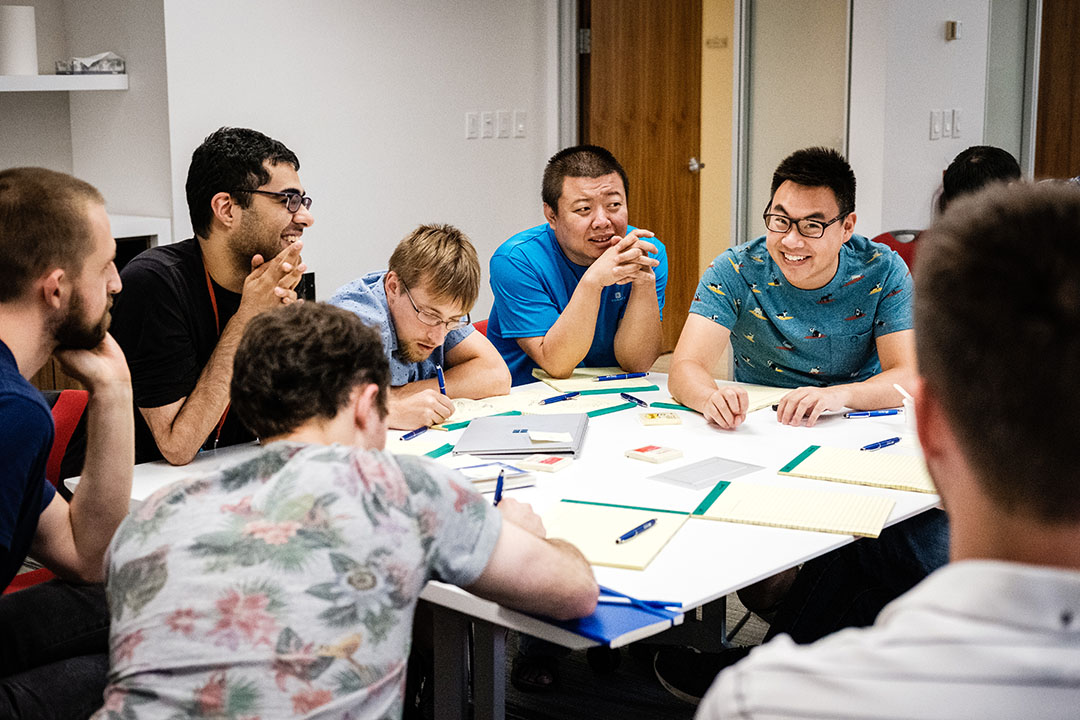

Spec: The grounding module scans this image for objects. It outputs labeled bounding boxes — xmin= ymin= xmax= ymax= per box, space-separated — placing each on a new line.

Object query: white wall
xmin=0 ymin=0 xmax=71 ymax=173
xmin=162 ymin=0 xmax=558 ymax=316
xmin=849 ymin=0 xmax=990 ymax=236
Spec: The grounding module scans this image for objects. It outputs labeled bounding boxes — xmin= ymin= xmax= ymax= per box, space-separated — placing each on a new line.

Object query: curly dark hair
xmin=185 ymin=127 xmax=299 ymax=239
xmin=231 ymin=303 xmax=389 ymax=439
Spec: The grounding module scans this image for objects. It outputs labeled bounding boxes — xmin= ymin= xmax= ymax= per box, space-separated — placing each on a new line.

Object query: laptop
xmin=452 ymin=413 xmax=589 ymax=458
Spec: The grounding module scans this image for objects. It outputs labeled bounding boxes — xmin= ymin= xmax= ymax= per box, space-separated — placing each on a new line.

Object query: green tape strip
xmin=692 ymin=480 xmax=731 ymax=515
xmin=561 ymin=499 xmax=687 ymax=515
xmin=586 ymin=402 xmax=637 ymax=418
xmin=779 ymin=445 xmax=820 ymax=474
xmin=437 ymin=410 xmax=522 ymax=431
xmin=424 ymin=443 xmax=454 ymax=459
xmin=649 ymin=401 xmax=698 ymax=413
xmin=577 ymin=384 xmax=660 ymax=396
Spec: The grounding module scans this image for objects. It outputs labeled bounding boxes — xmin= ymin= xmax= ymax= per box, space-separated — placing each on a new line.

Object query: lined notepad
xmin=543 ymin=500 xmax=688 ymax=570
xmin=693 ymin=481 xmax=894 ymax=538
xmin=532 ymin=367 xmax=659 ymax=394
xmin=433 ymin=391 xmax=629 ymax=429
xmin=779 ymin=445 xmax=937 ymax=494
xmin=714 ymin=381 xmax=791 ymax=413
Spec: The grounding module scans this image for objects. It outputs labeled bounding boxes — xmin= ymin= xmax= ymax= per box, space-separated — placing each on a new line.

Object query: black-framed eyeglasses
xmin=242 ymin=189 xmax=313 ymax=214
xmin=401 ymin=281 xmax=471 ymax=331
xmin=763 ymin=209 xmax=847 ymax=239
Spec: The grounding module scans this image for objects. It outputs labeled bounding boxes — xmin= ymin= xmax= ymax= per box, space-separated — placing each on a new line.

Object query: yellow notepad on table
xmin=543 ymin=500 xmax=688 ymax=570
xmin=692 ymin=481 xmax=894 ymax=538
xmin=714 ymin=381 xmax=791 ymax=413
xmin=532 ymin=367 xmax=659 ymax=394
xmin=431 ymin=392 xmax=544 ymax=430
xmin=779 ymin=445 xmax=937 ymax=494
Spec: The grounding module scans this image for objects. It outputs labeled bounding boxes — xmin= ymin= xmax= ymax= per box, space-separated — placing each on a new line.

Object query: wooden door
xmin=1034 ymin=0 xmax=1080 ymax=178
xmin=584 ymin=0 xmax=703 ymax=352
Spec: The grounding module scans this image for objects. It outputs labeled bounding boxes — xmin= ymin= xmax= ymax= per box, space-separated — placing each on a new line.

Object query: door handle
xmin=689 ymin=157 xmax=705 ymax=173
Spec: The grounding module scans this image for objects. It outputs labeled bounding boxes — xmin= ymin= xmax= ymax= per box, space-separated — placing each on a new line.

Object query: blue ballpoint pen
xmin=538 ymin=391 xmax=580 ymax=405
xmin=620 ymin=392 xmax=648 ymax=408
xmin=861 ymin=436 xmax=901 ymax=451
xmin=436 ymin=364 xmax=447 ymax=395
xmin=844 ymin=409 xmax=901 ymax=418
xmin=595 ymin=372 xmax=649 ymax=382
xmin=401 ymin=426 xmax=427 ymax=441
xmin=615 ymin=518 xmax=657 ymax=543
xmin=493 ymin=469 xmax=505 ymax=506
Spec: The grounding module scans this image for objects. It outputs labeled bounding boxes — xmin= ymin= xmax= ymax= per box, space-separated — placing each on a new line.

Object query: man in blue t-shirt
xmin=670 ymin=146 xmax=916 ymax=428
xmin=488 ymin=145 xmax=668 ymax=386
xmin=330 ymin=223 xmax=511 ymax=429
xmin=0 ymin=168 xmax=134 ymax=717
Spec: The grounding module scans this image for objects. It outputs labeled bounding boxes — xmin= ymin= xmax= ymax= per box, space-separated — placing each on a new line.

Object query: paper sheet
xmin=694 ymin=482 xmax=894 ymax=538
xmin=532 ymin=367 xmax=657 ymax=392
xmin=543 ymin=501 xmax=688 ymax=570
xmin=714 ymin=381 xmax=791 ymax=413
xmin=434 ymin=390 xmax=625 ymax=428
xmin=779 ymin=445 xmax=937 ymax=494
xmin=386 ymin=435 xmax=451 ymax=457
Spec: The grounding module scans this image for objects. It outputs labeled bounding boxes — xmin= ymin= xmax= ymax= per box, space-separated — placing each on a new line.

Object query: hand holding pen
xmin=539 ymin=391 xmax=580 ymax=405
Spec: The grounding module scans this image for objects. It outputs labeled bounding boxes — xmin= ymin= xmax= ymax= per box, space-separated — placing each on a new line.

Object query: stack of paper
xmin=692 ymin=481 xmax=895 ymax=538
xmin=779 ymin=445 xmax=937 ymax=494
xmin=543 ymin=500 xmax=688 ymax=570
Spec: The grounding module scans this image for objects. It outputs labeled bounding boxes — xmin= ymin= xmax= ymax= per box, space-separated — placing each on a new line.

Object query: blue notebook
xmin=550 ymin=598 xmax=683 ymax=647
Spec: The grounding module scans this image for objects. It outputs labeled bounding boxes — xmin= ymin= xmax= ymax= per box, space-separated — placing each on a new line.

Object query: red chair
xmin=3 ymin=389 xmax=88 ymax=595
xmin=872 ymin=230 xmax=921 ymax=274
xmin=473 ymin=318 xmax=488 ymax=336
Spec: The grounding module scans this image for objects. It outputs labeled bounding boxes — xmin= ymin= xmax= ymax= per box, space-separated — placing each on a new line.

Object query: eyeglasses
xmin=242 ymin=189 xmax=313 ymax=214
xmin=401 ymin=282 xmax=471 ymax=331
xmin=763 ymin=210 xmax=847 ymax=239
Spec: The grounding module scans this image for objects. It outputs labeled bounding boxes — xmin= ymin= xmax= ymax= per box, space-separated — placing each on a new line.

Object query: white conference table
xmin=68 ymin=374 xmax=939 ymax=720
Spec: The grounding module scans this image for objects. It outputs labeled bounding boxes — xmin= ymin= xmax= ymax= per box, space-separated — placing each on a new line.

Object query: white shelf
xmin=0 ymin=74 xmax=128 ymax=92
xmin=109 ymin=214 xmax=171 ymax=245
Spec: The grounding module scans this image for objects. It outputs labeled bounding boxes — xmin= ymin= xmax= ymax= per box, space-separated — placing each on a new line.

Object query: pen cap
xmin=903 ymin=396 xmax=916 ymax=435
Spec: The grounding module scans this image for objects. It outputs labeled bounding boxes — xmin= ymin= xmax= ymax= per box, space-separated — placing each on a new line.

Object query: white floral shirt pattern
xmin=93 ymin=442 xmax=501 ymax=719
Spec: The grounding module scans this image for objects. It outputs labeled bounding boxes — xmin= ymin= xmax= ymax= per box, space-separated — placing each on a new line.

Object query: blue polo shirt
xmin=690 ymin=234 xmax=912 ymax=388
xmin=329 ymin=271 xmax=473 ymax=387
xmin=0 ymin=340 xmax=55 ymax=590
xmin=488 ymin=223 xmax=668 ymax=386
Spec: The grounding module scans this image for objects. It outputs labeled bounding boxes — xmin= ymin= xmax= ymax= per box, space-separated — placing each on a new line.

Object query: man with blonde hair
xmin=330 ymin=223 xmax=510 ymax=429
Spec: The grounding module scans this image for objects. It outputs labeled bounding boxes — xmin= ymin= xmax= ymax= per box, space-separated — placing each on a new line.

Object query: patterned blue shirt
xmin=689 ymin=235 xmax=913 ymax=388
xmin=329 ymin=271 xmax=473 ymax=387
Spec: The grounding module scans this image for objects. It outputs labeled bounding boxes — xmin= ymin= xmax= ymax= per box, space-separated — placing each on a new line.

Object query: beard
xmin=398 ymin=339 xmax=435 ymax=363
xmin=55 ymin=292 xmax=111 ymax=350
xmin=231 ymin=210 xmax=289 ymax=270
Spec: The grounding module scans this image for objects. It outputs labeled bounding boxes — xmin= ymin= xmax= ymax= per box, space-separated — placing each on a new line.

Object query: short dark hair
xmin=769 ymin=147 xmax=856 ymax=217
xmin=915 ymin=182 xmax=1080 ymax=522
xmin=231 ymin=303 xmax=389 ymax=439
xmin=388 ymin=224 xmax=480 ymax=308
xmin=185 ymin=127 xmax=299 ymax=239
xmin=938 ymin=145 xmax=1021 ymax=213
xmin=0 ymin=167 xmax=104 ymax=302
xmin=542 ymin=145 xmax=629 ymax=212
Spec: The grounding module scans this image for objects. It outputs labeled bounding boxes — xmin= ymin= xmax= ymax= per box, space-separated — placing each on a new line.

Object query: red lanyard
xmin=203 ymin=263 xmax=230 ymax=449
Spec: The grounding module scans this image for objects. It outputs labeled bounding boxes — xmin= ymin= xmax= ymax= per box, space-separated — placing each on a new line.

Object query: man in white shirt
xmin=697 ymin=181 xmax=1080 ymax=718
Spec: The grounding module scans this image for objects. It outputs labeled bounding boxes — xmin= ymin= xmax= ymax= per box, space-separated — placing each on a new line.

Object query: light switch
xmin=942 ymin=110 xmax=953 ymax=138
xmin=930 ymin=110 xmax=943 ymax=141
xmin=513 ymin=110 xmax=527 ymax=138
xmin=951 ymin=108 xmax=962 ymax=138
xmin=481 ymin=111 xmax=494 ymax=139
xmin=497 ymin=110 xmax=511 ymax=138
xmin=465 ymin=112 xmax=479 ymax=139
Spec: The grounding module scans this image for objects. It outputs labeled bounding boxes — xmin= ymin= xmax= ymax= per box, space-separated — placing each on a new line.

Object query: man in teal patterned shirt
xmin=670 ymin=147 xmax=916 ymax=428
xmin=94 ymin=303 xmax=597 ymax=719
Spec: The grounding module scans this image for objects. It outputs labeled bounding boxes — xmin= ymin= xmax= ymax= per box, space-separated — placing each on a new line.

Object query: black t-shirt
xmin=110 ymin=238 xmax=254 ymax=464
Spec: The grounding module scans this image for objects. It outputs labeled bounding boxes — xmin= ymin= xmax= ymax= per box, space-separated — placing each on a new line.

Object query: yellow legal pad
xmin=779 ymin=445 xmax=937 ymax=494
xmin=543 ymin=500 xmax=688 ymax=571
xmin=692 ymin=481 xmax=894 ymax=538
xmin=532 ymin=367 xmax=659 ymax=393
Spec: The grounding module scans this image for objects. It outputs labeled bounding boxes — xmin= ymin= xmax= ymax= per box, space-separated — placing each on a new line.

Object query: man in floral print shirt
xmin=93 ymin=303 xmax=597 ymax=719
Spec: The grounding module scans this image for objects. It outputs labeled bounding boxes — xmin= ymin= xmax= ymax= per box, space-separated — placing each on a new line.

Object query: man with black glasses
xmin=669 ymin=146 xmax=915 ymax=429
xmin=330 ymin=224 xmax=511 ymax=430
xmin=110 ymin=127 xmax=313 ymax=465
